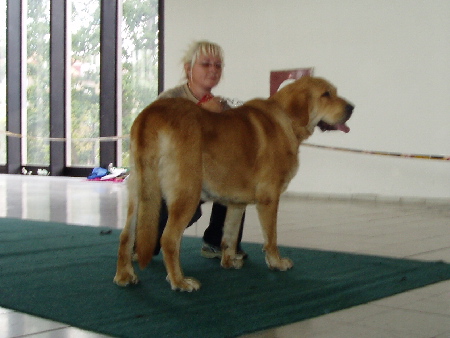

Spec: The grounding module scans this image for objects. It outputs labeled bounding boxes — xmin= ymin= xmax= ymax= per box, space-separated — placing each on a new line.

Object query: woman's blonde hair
xmin=182 ymin=40 xmax=224 ymax=80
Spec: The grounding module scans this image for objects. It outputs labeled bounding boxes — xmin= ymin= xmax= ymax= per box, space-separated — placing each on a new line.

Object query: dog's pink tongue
xmin=337 ymin=123 xmax=350 ymax=133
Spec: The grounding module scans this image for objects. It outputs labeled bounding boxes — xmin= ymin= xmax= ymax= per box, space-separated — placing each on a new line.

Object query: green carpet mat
xmin=1 ymin=218 xmax=450 ymax=338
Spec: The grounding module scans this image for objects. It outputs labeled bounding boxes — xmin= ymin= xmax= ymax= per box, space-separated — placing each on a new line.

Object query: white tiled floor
xmin=0 ymin=174 xmax=449 ymax=338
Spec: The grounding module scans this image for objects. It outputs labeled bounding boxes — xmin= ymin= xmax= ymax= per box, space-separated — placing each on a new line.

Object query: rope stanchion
xmin=2 ymin=130 xmax=449 ymax=161
xmin=1 ymin=130 xmax=130 ymax=142
xmin=302 ymin=143 xmax=450 ymax=161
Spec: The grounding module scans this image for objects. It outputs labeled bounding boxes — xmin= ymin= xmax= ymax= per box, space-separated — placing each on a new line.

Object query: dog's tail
xmin=133 ymin=152 xmax=162 ymax=270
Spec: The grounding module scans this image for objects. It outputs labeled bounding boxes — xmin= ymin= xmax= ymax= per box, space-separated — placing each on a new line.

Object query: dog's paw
xmin=166 ymin=275 xmax=201 ymax=292
xmin=265 ymin=256 xmax=294 ymax=271
xmin=221 ymin=254 xmax=244 ymax=269
xmin=113 ymin=270 xmax=139 ymax=286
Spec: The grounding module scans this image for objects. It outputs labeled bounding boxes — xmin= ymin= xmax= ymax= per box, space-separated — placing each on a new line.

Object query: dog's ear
xmin=289 ymin=92 xmax=310 ymax=127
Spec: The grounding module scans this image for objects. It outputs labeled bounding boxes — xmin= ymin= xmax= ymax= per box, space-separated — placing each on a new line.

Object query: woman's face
xmin=188 ymin=53 xmax=222 ymax=90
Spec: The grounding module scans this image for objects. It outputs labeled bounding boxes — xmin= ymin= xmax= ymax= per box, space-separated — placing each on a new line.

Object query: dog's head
xmin=308 ymin=77 xmax=354 ymax=133
xmin=272 ymin=76 xmax=354 ymax=136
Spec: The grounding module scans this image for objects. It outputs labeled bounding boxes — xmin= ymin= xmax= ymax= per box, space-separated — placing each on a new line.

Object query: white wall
xmin=163 ymin=0 xmax=450 ymax=200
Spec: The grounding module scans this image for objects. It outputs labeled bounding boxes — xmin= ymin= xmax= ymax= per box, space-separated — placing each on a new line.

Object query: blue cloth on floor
xmin=87 ymin=167 xmax=108 ymax=179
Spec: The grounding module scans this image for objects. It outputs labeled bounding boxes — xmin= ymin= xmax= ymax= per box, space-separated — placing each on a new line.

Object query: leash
xmin=302 ymin=143 xmax=450 ymax=161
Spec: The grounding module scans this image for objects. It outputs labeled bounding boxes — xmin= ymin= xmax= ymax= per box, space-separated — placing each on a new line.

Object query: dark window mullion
xmin=49 ymin=0 xmax=66 ymax=176
xmin=6 ymin=0 xmax=22 ymax=174
xmin=158 ymin=0 xmax=164 ymax=95
xmin=99 ymin=0 xmax=119 ymax=168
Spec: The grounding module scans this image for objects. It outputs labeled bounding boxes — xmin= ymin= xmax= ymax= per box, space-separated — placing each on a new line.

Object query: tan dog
xmin=114 ymin=76 xmax=354 ymax=291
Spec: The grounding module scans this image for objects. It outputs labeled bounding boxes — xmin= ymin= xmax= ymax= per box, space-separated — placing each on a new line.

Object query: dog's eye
xmin=322 ymin=91 xmax=331 ymax=98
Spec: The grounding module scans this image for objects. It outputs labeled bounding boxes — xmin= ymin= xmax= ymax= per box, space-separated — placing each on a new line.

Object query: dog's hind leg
xmin=220 ymin=204 xmax=246 ymax=269
xmin=257 ymin=198 xmax=293 ymax=271
xmin=114 ymin=173 xmax=140 ymax=286
xmin=135 ymin=164 xmax=161 ymax=270
xmin=156 ymin=127 xmax=203 ymax=291
xmin=161 ymin=195 xmax=202 ymax=291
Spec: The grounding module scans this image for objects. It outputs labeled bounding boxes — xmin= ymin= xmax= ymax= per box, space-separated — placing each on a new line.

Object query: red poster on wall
xmin=269 ymin=68 xmax=314 ymax=96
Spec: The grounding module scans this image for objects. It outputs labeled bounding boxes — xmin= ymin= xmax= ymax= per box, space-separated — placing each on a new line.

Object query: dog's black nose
xmin=345 ymin=104 xmax=354 ymax=117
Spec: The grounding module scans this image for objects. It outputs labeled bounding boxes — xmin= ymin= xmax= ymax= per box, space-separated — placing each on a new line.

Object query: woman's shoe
xmin=201 ymin=243 xmax=248 ymax=259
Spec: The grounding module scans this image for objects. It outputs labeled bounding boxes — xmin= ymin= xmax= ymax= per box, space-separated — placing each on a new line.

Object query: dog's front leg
xmin=257 ymin=200 xmax=293 ymax=271
xmin=221 ymin=204 xmax=246 ymax=269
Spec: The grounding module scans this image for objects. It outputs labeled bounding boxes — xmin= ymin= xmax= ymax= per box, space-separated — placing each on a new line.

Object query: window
xmin=1 ymin=0 xmax=161 ymax=174
xmin=68 ymin=0 xmax=101 ymax=167
xmin=24 ymin=0 xmax=51 ymax=166
xmin=120 ymin=0 xmax=159 ymax=166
